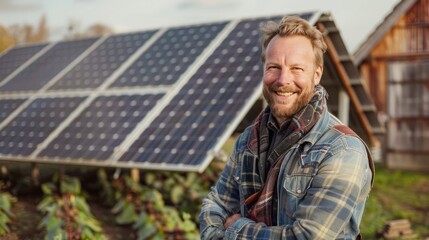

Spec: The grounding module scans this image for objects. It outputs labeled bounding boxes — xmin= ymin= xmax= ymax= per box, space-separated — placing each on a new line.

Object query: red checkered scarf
xmin=244 ymin=85 xmax=327 ymax=226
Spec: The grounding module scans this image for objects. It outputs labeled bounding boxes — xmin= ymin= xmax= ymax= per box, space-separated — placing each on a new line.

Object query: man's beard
xmin=263 ymin=82 xmax=315 ymax=121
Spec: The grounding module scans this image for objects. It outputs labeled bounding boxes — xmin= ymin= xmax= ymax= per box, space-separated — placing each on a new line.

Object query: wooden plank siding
xmin=357 ymin=0 xmax=429 ymax=170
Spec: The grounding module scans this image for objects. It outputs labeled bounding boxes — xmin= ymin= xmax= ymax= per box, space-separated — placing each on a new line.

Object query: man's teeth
xmin=276 ymin=91 xmax=294 ymax=96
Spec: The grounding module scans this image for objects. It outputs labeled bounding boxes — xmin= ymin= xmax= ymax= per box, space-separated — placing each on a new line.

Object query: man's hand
xmin=224 ymin=214 xmax=241 ymax=229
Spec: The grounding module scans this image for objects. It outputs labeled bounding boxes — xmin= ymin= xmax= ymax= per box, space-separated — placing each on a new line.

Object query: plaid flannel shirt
xmin=199 ymin=109 xmax=373 ymax=239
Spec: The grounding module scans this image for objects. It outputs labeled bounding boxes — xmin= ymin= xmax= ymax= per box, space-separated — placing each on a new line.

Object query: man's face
xmin=262 ymin=35 xmax=322 ymax=124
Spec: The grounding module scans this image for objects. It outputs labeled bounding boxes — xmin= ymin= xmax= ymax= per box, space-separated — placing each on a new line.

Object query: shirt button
xmin=297 ymin=189 xmax=302 ymax=193
xmin=235 ymin=176 xmax=240 ymax=181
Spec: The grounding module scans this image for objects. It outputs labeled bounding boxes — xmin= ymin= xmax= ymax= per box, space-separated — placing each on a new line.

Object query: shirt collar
xmin=267 ymin=112 xmax=293 ymax=136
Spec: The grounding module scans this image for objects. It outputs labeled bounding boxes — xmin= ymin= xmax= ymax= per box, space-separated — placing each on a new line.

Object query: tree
xmin=0 ymin=26 xmax=16 ymax=53
xmin=64 ymin=21 xmax=114 ymax=40
xmin=85 ymin=23 xmax=114 ymax=37
xmin=1 ymin=16 xmax=114 ymax=52
xmin=34 ymin=15 xmax=48 ymax=43
xmin=6 ymin=15 xmax=49 ymax=45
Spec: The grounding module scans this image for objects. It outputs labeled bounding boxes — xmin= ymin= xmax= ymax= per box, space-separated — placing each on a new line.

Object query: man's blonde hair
xmin=260 ymin=16 xmax=327 ymax=67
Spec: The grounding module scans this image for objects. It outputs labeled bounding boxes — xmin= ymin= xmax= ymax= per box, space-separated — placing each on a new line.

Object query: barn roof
xmin=353 ymin=0 xmax=418 ymax=64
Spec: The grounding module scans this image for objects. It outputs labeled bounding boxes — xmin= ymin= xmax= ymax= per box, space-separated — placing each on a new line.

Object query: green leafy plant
xmin=142 ymin=161 xmax=224 ymax=224
xmin=96 ymin=169 xmax=117 ymax=207
xmin=111 ymin=175 xmax=199 ymax=240
xmin=37 ymin=173 xmax=107 ymax=240
xmin=0 ymin=192 xmax=16 ymax=235
xmin=0 ymin=166 xmax=16 ymax=236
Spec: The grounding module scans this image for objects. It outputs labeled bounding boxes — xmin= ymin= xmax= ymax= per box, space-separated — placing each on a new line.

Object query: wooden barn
xmin=354 ymin=0 xmax=429 ymax=170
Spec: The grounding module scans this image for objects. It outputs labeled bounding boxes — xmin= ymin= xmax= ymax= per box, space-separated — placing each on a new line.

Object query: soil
xmin=3 ymin=194 xmax=136 ymax=240
xmin=4 ymin=195 xmax=43 ymax=240
xmin=89 ymin=201 xmax=137 ymax=240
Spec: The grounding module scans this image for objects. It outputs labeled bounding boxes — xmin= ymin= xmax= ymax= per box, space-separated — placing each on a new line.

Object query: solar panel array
xmin=0 ymin=12 xmax=317 ymax=172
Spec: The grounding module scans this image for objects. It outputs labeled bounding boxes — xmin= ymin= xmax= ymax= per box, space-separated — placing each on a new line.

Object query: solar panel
xmin=0 ymin=44 xmax=47 ymax=84
xmin=0 ymin=96 xmax=86 ymax=156
xmin=39 ymin=93 xmax=163 ymax=161
xmin=0 ymin=13 xmax=322 ymax=172
xmin=109 ymin=22 xmax=227 ymax=88
xmin=48 ymin=31 xmax=156 ymax=90
xmin=0 ymin=38 xmax=98 ymax=93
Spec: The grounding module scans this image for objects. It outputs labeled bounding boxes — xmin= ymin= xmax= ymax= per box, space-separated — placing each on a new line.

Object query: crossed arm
xmin=199 ymin=139 xmax=372 ymax=239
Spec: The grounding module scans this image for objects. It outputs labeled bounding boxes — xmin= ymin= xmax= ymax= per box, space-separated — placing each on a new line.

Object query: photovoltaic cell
xmin=0 ymin=99 xmax=27 ymax=122
xmin=0 ymin=96 xmax=86 ymax=156
xmin=109 ymin=22 xmax=227 ymax=88
xmin=119 ymin=18 xmax=276 ymax=166
xmin=0 ymin=38 xmax=98 ymax=93
xmin=48 ymin=31 xmax=156 ymax=90
xmin=0 ymin=44 xmax=47 ymax=84
xmin=39 ymin=93 xmax=163 ymax=160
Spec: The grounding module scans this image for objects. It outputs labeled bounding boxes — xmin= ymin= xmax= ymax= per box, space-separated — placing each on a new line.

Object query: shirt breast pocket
xmin=282 ymin=174 xmax=314 ymax=216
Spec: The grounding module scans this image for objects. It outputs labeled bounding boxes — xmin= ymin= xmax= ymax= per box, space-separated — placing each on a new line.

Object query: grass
xmin=360 ymin=163 xmax=429 ymax=239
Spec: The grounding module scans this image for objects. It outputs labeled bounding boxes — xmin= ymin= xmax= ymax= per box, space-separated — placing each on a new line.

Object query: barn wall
xmin=358 ymin=0 xmax=429 ymax=170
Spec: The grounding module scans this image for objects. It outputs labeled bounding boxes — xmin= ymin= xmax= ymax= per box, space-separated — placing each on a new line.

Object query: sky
xmin=0 ymin=0 xmax=401 ymax=53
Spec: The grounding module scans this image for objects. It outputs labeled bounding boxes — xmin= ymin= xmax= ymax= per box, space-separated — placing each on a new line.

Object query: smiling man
xmin=262 ymin=33 xmax=321 ymax=124
xmin=199 ymin=16 xmax=374 ymax=239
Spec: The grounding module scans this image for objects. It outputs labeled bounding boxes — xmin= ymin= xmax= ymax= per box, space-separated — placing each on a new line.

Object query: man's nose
xmin=277 ymin=69 xmax=292 ymax=86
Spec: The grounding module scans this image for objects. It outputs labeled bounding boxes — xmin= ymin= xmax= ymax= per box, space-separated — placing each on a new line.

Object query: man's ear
xmin=314 ymin=65 xmax=323 ymax=85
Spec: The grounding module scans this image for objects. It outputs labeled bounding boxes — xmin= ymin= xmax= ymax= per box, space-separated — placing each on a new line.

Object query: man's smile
xmin=275 ymin=91 xmax=295 ymax=97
